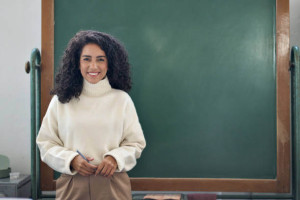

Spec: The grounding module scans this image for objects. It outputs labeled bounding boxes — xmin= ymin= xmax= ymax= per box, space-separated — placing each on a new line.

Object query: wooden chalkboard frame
xmin=40 ymin=0 xmax=290 ymax=193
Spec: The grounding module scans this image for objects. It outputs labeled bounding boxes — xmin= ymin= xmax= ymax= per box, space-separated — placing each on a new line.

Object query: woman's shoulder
xmin=49 ymin=95 xmax=67 ymax=107
xmin=50 ymin=95 xmax=66 ymax=104
xmin=48 ymin=95 xmax=58 ymax=105
xmin=110 ymin=88 xmax=132 ymax=101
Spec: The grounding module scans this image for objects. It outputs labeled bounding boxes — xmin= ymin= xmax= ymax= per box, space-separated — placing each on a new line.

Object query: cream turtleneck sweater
xmin=36 ymin=77 xmax=146 ymax=175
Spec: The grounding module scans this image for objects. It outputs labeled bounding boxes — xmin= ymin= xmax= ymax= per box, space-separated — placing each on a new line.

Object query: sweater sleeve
xmin=104 ymin=96 xmax=146 ymax=172
xmin=36 ymin=96 xmax=78 ymax=175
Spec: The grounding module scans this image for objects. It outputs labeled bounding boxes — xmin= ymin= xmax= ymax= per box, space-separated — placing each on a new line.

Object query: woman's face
xmin=79 ymin=43 xmax=108 ymax=84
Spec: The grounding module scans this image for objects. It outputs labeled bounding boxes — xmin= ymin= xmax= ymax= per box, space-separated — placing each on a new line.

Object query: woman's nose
xmin=90 ymin=61 xmax=98 ymax=68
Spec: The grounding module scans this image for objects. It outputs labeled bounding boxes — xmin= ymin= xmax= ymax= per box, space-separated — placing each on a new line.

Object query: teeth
xmin=88 ymin=73 xmax=99 ymax=76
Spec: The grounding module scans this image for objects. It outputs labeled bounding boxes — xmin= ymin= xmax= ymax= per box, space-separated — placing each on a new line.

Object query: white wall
xmin=0 ymin=0 xmax=41 ymax=174
xmin=291 ymin=0 xmax=300 ymax=48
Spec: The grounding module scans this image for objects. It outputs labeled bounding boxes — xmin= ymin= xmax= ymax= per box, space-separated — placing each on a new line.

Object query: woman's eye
xmin=83 ymin=58 xmax=90 ymax=61
xmin=97 ymin=59 xmax=104 ymax=62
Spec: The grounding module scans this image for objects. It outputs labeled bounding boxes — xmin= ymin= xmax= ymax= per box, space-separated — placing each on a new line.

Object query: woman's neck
xmin=82 ymin=76 xmax=112 ymax=97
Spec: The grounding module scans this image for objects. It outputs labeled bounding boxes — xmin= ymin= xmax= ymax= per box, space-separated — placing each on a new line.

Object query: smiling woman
xmin=36 ymin=30 xmax=146 ymax=200
xmin=80 ymin=43 xmax=108 ymax=84
xmin=50 ymin=30 xmax=132 ymax=104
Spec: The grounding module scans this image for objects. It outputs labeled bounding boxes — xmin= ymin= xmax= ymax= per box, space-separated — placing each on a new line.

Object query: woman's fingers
xmin=78 ymin=163 xmax=95 ymax=175
xmin=104 ymin=167 xmax=112 ymax=177
xmin=85 ymin=162 xmax=97 ymax=172
xmin=78 ymin=168 xmax=93 ymax=176
xmin=78 ymin=159 xmax=95 ymax=173
xmin=86 ymin=156 xmax=94 ymax=162
xmin=79 ymin=163 xmax=97 ymax=176
xmin=72 ymin=155 xmax=117 ymax=177
xmin=107 ymin=167 xmax=116 ymax=178
xmin=84 ymin=165 xmax=96 ymax=174
xmin=101 ymin=165 xmax=109 ymax=176
xmin=103 ymin=163 xmax=117 ymax=177
xmin=95 ymin=156 xmax=117 ymax=177
xmin=95 ymin=162 xmax=104 ymax=176
xmin=71 ymin=155 xmax=97 ymax=175
xmin=107 ymin=161 xmax=117 ymax=178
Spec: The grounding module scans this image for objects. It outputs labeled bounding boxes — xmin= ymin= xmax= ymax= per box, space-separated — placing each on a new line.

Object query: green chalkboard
xmin=54 ymin=0 xmax=277 ymax=179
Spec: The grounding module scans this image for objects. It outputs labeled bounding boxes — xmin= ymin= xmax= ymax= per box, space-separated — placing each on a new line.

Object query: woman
xmin=36 ymin=30 xmax=146 ymax=200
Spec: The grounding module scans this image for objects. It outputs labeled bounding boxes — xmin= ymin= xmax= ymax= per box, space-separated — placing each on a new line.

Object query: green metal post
xmin=35 ymin=51 xmax=41 ymax=199
xmin=291 ymin=46 xmax=300 ymax=200
xmin=27 ymin=48 xmax=41 ymax=200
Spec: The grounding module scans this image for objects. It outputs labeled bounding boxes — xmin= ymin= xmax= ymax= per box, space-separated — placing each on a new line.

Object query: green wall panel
xmin=54 ymin=0 xmax=276 ymax=179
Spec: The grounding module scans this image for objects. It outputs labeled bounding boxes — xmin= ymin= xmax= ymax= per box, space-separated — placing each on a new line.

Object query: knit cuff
xmin=65 ymin=152 xmax=79 ymax=175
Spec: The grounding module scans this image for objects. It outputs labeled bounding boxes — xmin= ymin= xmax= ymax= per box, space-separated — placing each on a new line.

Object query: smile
xmin=88 ymin=72 xmax=100 ymax=76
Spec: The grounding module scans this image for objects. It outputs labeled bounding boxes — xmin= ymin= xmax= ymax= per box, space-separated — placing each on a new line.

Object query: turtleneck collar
xmin=82 ymin=76 xmax=112 ymax=97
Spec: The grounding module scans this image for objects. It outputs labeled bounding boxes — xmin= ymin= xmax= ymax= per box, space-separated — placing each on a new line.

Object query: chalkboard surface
xmin=54 ymin=0 xmax=277 ymax=179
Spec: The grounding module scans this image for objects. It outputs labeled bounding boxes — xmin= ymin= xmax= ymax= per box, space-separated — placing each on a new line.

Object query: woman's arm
xmin=36 ymin=96 xmax=79 ymax=175
xmin=103 ymin=96 xmax=146 ymax=172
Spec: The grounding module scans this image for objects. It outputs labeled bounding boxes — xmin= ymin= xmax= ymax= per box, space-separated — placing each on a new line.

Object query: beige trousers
xmin=56 ymin=172 xmax=132 ymax=200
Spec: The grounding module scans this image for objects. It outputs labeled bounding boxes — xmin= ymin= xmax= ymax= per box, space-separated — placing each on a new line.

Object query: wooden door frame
xmin=40 ymin=0 xmax=290 ymax=193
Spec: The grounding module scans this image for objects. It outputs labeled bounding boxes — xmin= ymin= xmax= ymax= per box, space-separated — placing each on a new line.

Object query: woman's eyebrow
xmin=81 ymin=55 xmax=106 ymax=58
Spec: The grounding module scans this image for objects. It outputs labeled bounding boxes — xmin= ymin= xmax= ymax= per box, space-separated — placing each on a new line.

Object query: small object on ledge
xmin=9 ymin=172 xmax=20 ymax=180
xmin=0 ymin=155 xmax=11 ymax=178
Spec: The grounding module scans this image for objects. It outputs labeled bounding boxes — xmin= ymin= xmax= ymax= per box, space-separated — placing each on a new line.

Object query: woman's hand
xmin=95 ymin=156 xmax=117 ymax=178
xmin=71 ymin=155 xmax=97 ymax=176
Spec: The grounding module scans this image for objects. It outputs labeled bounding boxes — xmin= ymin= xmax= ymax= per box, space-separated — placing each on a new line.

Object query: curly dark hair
xmin=51 ymin=30 xmax=131 ymax=103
